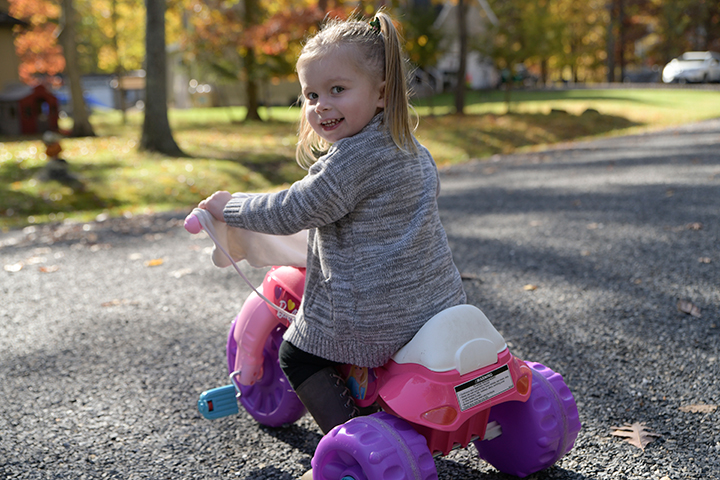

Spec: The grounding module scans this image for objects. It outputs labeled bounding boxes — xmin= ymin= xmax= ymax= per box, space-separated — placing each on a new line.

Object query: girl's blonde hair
xmin=295 ymin=10 xmax=417 ymax=168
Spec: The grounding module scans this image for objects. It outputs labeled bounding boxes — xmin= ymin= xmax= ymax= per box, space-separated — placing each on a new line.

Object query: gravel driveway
xmin=1 ymin=119 xmax=718 ymax=479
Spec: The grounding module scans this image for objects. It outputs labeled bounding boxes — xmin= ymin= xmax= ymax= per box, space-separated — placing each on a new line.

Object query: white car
xmin=662 ymin=51 xmax=720 ymax=83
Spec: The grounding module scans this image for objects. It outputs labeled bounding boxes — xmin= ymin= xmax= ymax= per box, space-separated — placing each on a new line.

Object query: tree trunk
xmin=243 ymin=0 xmax=262 ymax=121
xmin=606 ymin=0 xmax=616 ymax=82
xmin=454 ymin=0 xmax=467 ymax=115
xmin=60 ymin=0 xmax=95 ymax=137
xmin=112 ymin=0 xmax=127 ymax=125
xmin=140 ymin=0 xmax=185 ymax=156
xmin=243 ymin=49 xmax=262 ymax=121
xmin=242 ymin=0 xmax=262 ymax=122
xmin=504 ymin=72 xmax=513 ymax=114
xmin=698 ymin=2 xmax=712 ymax=50
xmin=618 ymin=0 xmax=625 ymax=82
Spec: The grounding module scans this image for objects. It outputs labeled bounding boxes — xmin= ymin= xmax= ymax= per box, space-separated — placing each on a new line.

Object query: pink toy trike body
xmin=186 ymin=213 xmax=580 ymax=479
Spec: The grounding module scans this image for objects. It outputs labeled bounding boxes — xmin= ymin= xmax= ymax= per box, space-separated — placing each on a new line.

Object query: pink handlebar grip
xmin=184 ymin=213 xmax=202 ymax=234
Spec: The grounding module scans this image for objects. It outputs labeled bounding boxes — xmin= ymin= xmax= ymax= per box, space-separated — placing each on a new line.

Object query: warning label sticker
xmin=454 ymin=365 xmax=514 ymax=411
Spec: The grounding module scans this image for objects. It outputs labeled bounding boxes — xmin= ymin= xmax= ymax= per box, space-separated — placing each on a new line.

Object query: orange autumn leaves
xmin=9 ymin=0 xmax=64 ymax=83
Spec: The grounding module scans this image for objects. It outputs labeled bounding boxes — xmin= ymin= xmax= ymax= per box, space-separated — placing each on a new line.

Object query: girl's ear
xmin=376 ymin=81 xmax=386 ymax=109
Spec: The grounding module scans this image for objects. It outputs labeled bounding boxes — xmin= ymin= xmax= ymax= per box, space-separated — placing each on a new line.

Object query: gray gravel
xmin=1 ymin=118 xmax=719 ymax=479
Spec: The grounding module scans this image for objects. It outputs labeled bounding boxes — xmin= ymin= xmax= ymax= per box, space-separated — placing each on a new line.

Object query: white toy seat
xmin=392 ymin=305 xmax=507 ymax=375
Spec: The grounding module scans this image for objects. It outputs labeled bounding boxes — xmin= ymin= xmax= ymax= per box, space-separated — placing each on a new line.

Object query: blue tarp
xmin=54 ymin=91 xmax=112 ymax=109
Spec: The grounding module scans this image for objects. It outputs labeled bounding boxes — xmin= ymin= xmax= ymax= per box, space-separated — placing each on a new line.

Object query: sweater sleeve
xmin=223 ymin=136 xmax=379 ymax=235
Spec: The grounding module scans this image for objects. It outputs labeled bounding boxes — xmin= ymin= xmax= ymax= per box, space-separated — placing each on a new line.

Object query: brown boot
xmin=294 ymin=367 xmax=359 ymax=434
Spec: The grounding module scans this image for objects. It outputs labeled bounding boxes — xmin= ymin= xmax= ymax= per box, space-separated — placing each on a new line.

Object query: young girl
xmin=199 ymin=9 xmax=466 ymax=450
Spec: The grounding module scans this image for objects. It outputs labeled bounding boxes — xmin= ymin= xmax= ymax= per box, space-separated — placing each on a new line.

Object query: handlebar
xmin=183 ymin=208 xmax=298 ymax=323
xmin=184 ymin=213 xmax=202 ymax=234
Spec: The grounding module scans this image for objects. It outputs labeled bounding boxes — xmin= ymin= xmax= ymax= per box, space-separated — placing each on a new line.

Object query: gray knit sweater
xmin=224 ymin=114 xmax=466 ymax=367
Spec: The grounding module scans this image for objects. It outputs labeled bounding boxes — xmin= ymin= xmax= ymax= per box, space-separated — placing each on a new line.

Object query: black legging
xmin=279 ymin=340 xmax=343 ymax=390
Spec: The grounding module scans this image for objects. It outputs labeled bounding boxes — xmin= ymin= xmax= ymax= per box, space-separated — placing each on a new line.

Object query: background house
xmin=0 ymin=0 xmax=61 ymax=135
xmin=0 ymin=83 xmax=59 ymax=135
xmin=434 ymin=0 xmax=500 ymax=90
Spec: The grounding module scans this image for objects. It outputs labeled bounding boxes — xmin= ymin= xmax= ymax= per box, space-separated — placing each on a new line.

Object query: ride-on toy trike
xmin=185 ymin=210 xmax=581 ymax=479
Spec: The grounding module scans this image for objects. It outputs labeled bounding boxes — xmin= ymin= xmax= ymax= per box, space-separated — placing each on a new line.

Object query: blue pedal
xmin=198 ymin=384 xmax=239 ymax=420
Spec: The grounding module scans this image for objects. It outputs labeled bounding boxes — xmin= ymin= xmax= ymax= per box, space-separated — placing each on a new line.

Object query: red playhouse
xmin=0 ymin=83 xmax=59 ymax=136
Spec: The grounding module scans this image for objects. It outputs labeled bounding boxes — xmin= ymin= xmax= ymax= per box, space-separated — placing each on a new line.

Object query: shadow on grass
xmin=0 ymin=109 xmax=639 ymax=228
xmin=414 ymin=89 xmax=686 ymax=109
xmin=178 ymin=145 xmax=305 ymax=187
xmin=0 ymin=181 xmax=111 ymax=221
xmin=418 ymin=111 xmax=640 ymax=163
xmin=0 ymin=160 xmax=121 ymax=226
xmin=170 ymin=118 xmax=297 ymax=133
xmin=239 ymin=156 xmax=305 ymax=186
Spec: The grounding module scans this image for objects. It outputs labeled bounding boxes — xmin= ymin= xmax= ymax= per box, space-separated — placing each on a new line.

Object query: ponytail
xmin=375 ymin=11 xmax=417 ymax=154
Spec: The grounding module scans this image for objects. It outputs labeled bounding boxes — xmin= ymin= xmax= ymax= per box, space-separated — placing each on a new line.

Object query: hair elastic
xmin=369 ymin=17 xmax=381 ymax=33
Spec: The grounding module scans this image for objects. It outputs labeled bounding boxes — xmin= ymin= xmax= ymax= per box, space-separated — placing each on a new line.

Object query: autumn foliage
xmin=183 ymin=0 xmax=351 ymax=83
xmin=8 ymin=0 xmax=720 ymax=89
xmin=9 ymin=0 xmax=145 ymax=85
xmin=9 ymin=0 xmax=64 ymax=84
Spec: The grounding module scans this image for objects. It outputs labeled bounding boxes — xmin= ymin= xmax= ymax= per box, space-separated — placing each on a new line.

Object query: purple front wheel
xmin=474 ymin=361 xmax=581 ymax=477
xmin=227 ymin=320 xmax=306 ymax=427
xmin=311 ymin=412 xmax=437 ymax=480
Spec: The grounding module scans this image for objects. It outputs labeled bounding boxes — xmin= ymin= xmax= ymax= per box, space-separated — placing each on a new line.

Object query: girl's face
xmin=298 ymin=47 xmax=385 ymax=144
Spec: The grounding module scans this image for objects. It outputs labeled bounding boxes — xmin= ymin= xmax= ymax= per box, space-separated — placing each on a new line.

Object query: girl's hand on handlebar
xmin=198 ymin=191 xmax=232 ymax=222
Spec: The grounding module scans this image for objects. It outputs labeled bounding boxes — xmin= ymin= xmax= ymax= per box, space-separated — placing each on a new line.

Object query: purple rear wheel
xmin=227 ymin=320 xmax=306 ymax=427
xmin=474 ymin=362 xmax=581 ymax=477
xmin=311 ymin=412 xmax=437 ymax=480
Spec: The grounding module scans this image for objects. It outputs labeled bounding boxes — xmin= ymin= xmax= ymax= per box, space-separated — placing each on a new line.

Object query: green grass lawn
xmin=415 ymin=88 xmax=720 ymax=124
xmin=1 ymin=88 xmax=719 ymax=230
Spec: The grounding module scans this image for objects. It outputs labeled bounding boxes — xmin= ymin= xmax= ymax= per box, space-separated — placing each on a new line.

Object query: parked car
xmin=662 ymin=51 xmax=720 ymax=83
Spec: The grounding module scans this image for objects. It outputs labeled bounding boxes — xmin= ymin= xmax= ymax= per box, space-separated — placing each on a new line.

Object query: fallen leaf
xmin=677 ymin=299 xmax=702 ymax=318
xmin=611 ymin=422 xmax=660 ymax=451
xmin=25 ymin=256 xmax=46 ymax=265
xmin=144 ymin=258 xmax=164 ymax=267
xmin=39 ymin=265 xmax=59 ymax=273
xmin=4 ymin=262 xmax=23 ymax=272
xmin=0 ymin=237 xmax=19 ymax=248
xmin=170 ymin=268 xmax=192 ymax=279
xmin=679 ymin=404 xmax=717 ymax=413
xmin=523 ymin=284 xmax=538 ymax=291
xmin=101 ymin=299 xmax=139 ymax=307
